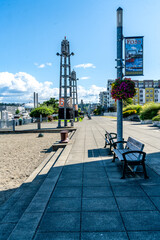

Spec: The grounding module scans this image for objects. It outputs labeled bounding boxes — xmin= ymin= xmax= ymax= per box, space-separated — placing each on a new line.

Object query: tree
xmin=30 ymin=107 xmax=54 ymax=118
xmin=42 ymin=98 xmax=58 ymax=108
xmin=15 ymin=109 xmax=20 ymax=114
xmin=40 ymin=98 xmax=59 ymax=114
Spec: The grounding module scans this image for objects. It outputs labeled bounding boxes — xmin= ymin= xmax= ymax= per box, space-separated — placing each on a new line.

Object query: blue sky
xmin=0 ymin=0 xmax=160 ymax=104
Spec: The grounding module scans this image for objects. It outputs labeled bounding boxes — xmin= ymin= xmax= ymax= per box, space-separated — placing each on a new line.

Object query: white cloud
xmin=34 ymin=62 xmax=52 ymax=68
xmin=77 ymin=85 xmax=106 ymax=103
xmin=38 ymin=64 xmax=45 ymax=68
xmin=79 ymin=77 xmax=90 ymax=80
xmin=74 ymin=63 xmax=96 ymax=69
xmin=46 ymin=62 xmax=52 ymax=66
xmin=0 ymin=72 xmax=59 ymax=103
xmin=0 ymin=72 xmax=105 ymax=104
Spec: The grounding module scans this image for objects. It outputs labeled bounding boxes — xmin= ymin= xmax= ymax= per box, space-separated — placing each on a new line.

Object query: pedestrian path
xmin=1 ymin=117 xmax=160 ymax=239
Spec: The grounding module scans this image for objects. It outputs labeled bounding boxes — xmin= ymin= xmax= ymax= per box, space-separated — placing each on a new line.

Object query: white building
xmin=107 ymin=80 xmax=115 ymax=109
xmin=99 ymin=91 xmax=107 ymax=108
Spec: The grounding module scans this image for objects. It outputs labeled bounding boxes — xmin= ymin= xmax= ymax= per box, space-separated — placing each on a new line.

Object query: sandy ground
xmin=0 ymin=132 xmax=60 ymax=192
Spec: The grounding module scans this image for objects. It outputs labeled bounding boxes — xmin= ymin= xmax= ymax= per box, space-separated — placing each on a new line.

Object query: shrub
xmin=30 ymin=107 xmax=54 ymax=118
xmin=152 ymin=115 xmax=160 ymax=121
xmin=140 ymin=103 xmax=160 ymax=120
xmin=123 ymin=110 xmax=137 ymax=118
xmin=123 ymin=104 xmax=142 ymax=115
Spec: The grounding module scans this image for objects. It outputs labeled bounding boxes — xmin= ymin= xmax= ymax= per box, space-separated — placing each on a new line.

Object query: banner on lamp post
xmin=125 ymin=36 xmax=143 ymax=76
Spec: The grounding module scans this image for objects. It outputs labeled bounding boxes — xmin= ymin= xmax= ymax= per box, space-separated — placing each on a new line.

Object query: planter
xmin=141 ymin=120 xmax=152 ymax=124
xmin=152 ymin=121 xmax=160 ymax=127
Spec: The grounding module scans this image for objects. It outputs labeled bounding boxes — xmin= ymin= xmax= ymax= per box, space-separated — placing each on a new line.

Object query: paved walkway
xmin=1 ymin=117 xmax=160 ymax=239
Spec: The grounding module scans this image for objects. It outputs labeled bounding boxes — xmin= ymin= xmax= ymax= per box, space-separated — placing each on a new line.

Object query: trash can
xmin=60 ymin=130 xmax=69 ymax=143
xmin=19 ymin=119 xmax=22 ymax=125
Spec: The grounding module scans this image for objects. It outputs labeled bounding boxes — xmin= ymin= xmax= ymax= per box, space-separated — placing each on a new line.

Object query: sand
xmin=0 ymin=132 xmax=60 ymax=192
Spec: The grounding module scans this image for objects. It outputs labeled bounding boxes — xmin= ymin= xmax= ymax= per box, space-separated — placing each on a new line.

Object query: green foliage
xmin=152 ymin=115 xmax=160 ymax=121
xmin=15 ymin=109 xmax=20 ymax=114
xmin=93 ymin=105 xmax=102 ymax=115
xmin=123 ymin=104 xmax=142 ymax=115
xmin=123 ymin=98 xmax=133 ymax=107
xmin=30 ymin=107 xmax=54 ymax=118
xmin=123 ymin=110 xmax=137 ymax=118
xmin=40 ymin=98 xmax=59 ymax=114
xmin=140 ymin=103 xmax=160 ymax=120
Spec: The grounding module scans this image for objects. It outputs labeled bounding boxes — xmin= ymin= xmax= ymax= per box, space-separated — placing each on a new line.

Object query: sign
xmin=125 ymin=37 xmax=143 ymax=76
xmin=59 ymin=98 xmax=64 ymax=107
xmin=66 ymin=97 xmax=73 ymax=108
xmin=74 ymin=104 xmax=78 ymax=111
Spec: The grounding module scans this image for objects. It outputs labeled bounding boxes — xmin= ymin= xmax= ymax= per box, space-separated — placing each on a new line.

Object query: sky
xmin=0 ymin=0 xmax=160 ymax=105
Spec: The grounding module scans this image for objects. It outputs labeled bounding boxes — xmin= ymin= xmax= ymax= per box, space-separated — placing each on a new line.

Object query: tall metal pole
xmin=117 ymin=7 xmax=123 ymax=147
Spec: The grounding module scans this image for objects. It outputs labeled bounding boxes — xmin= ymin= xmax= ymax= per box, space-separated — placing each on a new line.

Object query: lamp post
xmin=117 ymin=7 xmax=123 ymax=147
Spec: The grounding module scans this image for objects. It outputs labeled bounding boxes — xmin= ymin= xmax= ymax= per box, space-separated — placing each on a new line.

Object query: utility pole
xmin=117 ymin=7 xmax=123 ymax=147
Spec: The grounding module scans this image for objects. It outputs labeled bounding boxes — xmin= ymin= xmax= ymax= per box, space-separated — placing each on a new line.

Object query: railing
xmin=0 ymin=118 xmax=33 ymax=130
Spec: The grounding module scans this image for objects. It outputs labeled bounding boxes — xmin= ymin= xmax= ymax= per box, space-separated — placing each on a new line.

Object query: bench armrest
xmin=122 ymin=150 xmax=146 ymax=162
xmin=113 ymin=140 xmax=127 ymax=148
xmin=109 ymin=133 xmax=117 ymax=137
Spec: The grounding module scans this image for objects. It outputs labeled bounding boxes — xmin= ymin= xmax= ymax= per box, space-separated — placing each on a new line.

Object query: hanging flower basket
xmin=111 ymin=78 xmax=136 ymax=101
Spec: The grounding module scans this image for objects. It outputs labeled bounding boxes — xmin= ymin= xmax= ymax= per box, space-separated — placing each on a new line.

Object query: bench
xmin=112 ymin=137 xmax=149 ymax=179
xmin=104 ymin=131 xmax=117 ymax=154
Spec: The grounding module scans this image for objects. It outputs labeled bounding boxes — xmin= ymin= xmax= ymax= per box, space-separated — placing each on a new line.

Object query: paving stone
xmin=141 ymin=184 xmax=160 ymax=196
xmin=63 ymin=165 xmax=83 ymax=172
xmin=83 ymin=171 xmax=106 ymax=178
xmin=83 ymin=166 xmax=106 ymax=172
xmin=121 ymin=211 xmax=160 ymax=230
xmin=47 ymin=197 xmax=81 ymax=212
xmin=128 ymin=231 xmax=160 ymax=240
xmin=112 ymin=185 xmax=146 ymax=196
xmin=60 ymin=172 xmax=82 ymax=179
xmin=81 ymin=232 xmax=128 ymax=240
xmin=81 ymin=212 xmax=125 ymax=231
xmin=2 ymin=200 xmax=29 ymax=223
xmin=56 ymin=178 xmax=82 ymax=187
xmin=109 ymin=178 xmax=139 ymax=186
xmin=116 ymin=196 xmax=156 ymax=211
xmin=52 ymin=186 xmax=82 ymax=198
xmin=34 ymin=232 xmax=80 ymax=240
xmin=38 ymin=212 xmax=80 ymax=232
xmin=150 ymin=196 xmax=160 ymax=210
xmin=83 ymin=186 xmax=113 ymax=197
xmin=107 ymin=171 xmax=124 ymax=178
xmin=8 ymin=212 xmax=42 ymax=240
xmin=0 ymin=223 xmax=16 ymax=240
xmin=83 ymin=178 xmax=110 ymax=187
xmin=82 ymin=197 xmax=118 ymax=211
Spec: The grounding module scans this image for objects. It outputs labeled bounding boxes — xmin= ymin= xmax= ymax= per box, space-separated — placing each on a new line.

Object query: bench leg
xmin=112 ymin=153 xmax=116 ymax=162
xmin=104 ymin=141 xmax=107 ymax=148
xmin=142 ymin=162 xmax=149 ymax=179
xmin=121 ymin=162 xmax=127 ymax=179
xmin=109 ymin=145 xmax=112 ymax=155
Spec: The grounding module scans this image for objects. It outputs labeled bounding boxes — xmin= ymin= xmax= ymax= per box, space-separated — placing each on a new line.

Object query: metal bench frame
xmin=104 ymin=131 xmax=117 ymax=154
xmin=112 ymin=137 xmax=149 ymax=179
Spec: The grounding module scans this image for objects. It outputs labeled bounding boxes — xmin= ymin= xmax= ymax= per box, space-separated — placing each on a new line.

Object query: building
xmin=99 ymin=91 xmax=107 ymax=108
xmin=133 ymin=80 xmax=160 ymax=105
xmin=106 ymin=80 xmax=115 ymax=109
xmin=106 ymin=79 xmax=160 ymax=106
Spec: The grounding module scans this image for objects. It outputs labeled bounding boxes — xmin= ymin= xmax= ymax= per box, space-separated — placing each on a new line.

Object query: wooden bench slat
xmin=113 ymin=137 xmax=148 ymax=179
